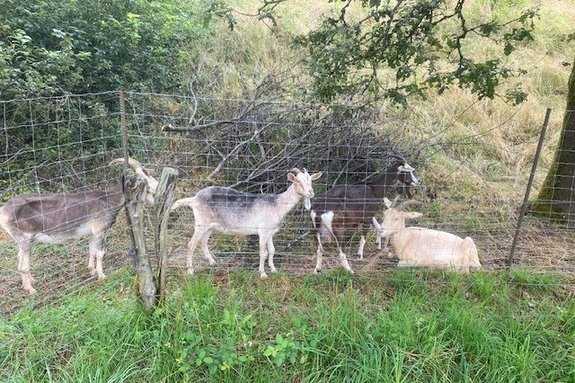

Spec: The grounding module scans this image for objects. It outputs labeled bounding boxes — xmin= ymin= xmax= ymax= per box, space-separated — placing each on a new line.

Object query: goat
xmin=0 ymin=158 xmax=159 ymax=294
xmin=310 ymin=158 xmax=419 ymax=274
xmin=171 ymin=168 xmax=322 ymax=278
xmin=372 ymin=198 xmax=481 ymax=274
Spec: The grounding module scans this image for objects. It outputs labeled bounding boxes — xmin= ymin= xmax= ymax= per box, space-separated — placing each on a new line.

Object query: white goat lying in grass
xmin=372 ymin=198 xmax=481 ymax=274
xmin=171 ymin=168 xmax=322 ymax=278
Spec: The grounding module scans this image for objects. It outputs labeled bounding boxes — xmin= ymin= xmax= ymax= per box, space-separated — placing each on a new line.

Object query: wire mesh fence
xmin=1 ymin=91 xmax=574 ymax=315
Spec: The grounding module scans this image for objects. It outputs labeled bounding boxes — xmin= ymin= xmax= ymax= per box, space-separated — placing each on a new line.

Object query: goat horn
xmin=290 ymin=168 xmax=301 ymax=175
xmin=387 ymin=151 xmax=406 ymax=161
xmin=390 ymin=195 xmax=400 ymax=208
xmin=109 ymin=157 xmax=144 ymax=169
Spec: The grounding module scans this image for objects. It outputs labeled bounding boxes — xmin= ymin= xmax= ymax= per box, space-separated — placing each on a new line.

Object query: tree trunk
xmin=531 ymin=57 xmax=575 ymax=226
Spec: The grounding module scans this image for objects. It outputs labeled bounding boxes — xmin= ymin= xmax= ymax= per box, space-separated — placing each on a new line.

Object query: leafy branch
xmin=217 ymin=0 xmax=538 ymax=106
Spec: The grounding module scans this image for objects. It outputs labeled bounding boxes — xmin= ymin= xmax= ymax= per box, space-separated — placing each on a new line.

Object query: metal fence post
xmin=507 ymin=108 xmax=552 ymax=267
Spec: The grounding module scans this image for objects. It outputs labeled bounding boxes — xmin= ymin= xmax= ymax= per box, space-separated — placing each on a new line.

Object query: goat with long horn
xmin=0 ymin=158 xmax=158 ymax=294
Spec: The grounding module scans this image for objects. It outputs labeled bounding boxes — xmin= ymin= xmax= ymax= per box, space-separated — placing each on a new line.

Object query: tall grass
xmin=1 ymin=269 xmax=574 ymax=382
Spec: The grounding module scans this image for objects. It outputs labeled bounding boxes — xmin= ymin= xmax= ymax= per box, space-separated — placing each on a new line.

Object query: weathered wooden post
xmin=153 ymin=167 xmax=179 ymax=304
xmin=119 ymin=90 xmax=176 ymax=309
xmin=123 ymin=168 xmax=157 ymax=311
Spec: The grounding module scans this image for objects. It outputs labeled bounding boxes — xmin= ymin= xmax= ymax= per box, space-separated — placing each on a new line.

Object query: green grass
xmin=1 ymin=269 xmax=574 ymax=382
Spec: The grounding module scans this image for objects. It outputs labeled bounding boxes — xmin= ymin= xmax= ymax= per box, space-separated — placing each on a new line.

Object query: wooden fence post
xmin=123 ymin=168 xmax=157 ymax=311
xmin=153 ymin=167 xmax=179 ymax=304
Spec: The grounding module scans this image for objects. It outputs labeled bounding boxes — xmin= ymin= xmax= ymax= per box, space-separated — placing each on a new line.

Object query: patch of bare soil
xmin=1 ymin=218 xmax=573 ymax=317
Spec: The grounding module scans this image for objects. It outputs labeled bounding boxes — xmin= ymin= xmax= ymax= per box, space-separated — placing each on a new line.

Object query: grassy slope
xmin=408 ymin=0 xmax=574 ymax=200
xmin=1 ymin=270 xmax=574 ymax=382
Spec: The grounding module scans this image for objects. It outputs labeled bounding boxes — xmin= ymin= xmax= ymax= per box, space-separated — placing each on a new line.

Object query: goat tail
xmin=170 ymin=197 xmax=196 ymax=212
xmin=462 ymin=237 xmax=481 ymax=270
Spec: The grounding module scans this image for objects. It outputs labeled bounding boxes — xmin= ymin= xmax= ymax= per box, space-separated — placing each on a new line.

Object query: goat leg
xmin=17 ymin=241 xmax=36 ymax=294
xmin=200 ymin=230 xmax=217 ymax=266
xmin=313 ymin=233 xmax=324 ymax=274
xmin=266 ymin=237 xmax=277 ymax=273
xmin=258 ymin=234 xmax=269 ymax=279
xmin=338 ymin=250 xmax=354 ymax=274
xmin=357 ymin=235 xmax=366 ymax=260
xmin=186 ymin=228 xmax=205 ymax=275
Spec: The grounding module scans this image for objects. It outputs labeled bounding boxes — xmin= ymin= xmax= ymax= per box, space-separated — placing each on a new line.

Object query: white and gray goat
xmin=310 ymin=158 xmax=419 ymax=274
xmin=0 ymin=158 xmax=158 ymax=294
xmin=372 ymin=198 xmax=481 ymax=274
xmin=171 ymin=168 xmax=322 ymax=278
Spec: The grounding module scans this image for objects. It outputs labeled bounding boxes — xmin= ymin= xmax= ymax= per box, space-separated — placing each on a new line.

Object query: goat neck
xmin=101 ymin=183 xmax=126 ymax=211
xmin=367 ymin=170 xmax=395 ymax=199
xmin=275 ymin=182 xmax=305 ymax=216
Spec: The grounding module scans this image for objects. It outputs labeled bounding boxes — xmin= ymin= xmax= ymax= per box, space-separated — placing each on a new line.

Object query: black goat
xmin=310 ymin=159 xmax=419 ymax=274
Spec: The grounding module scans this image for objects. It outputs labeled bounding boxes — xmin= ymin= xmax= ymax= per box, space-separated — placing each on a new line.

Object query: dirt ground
xmin=1 ymin=215 xmax=573 ymax=317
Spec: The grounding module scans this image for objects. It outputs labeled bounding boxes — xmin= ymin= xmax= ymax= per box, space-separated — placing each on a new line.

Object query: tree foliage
xmin=0 ymin=0 xmax=208 ymax=99
xmin=252 ymin=0 xmax=537 ymax=105
xmin=0 ymin=0 xmax=219 ymax=193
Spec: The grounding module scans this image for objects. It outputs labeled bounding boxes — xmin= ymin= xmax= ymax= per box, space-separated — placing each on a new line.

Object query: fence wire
xmin=0 ymin=91 xmax=574 ymax=316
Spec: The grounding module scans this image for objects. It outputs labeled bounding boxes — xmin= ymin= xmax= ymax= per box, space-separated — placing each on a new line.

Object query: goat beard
xmin=303 ymin=197 xmax=311 ymax=211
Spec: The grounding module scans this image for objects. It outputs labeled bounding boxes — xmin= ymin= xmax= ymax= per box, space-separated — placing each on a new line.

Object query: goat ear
xmin=310 ymin=172 xmax=323 ymax=181
xmin=383 ymin=197 xmax=393 ymax=208
xmin=404 ymin=212 xmax=423 ymax=220
xmin=287 ymin=172 xmax=297 ymax=183
xmin=398 ymin=164 xmax=415 ymax=172
xmin=372 ymin=217 xmax=381 ymax=230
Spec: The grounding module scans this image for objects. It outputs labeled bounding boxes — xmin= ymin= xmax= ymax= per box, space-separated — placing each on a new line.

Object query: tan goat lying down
xmin=372 ymin=198 xmax=481 ymax=274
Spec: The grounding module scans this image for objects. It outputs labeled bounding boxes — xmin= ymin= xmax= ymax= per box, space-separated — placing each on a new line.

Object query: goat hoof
xmin=313 ymin=269 xmax=321 ymax=275
xmin=26 ymin=287 xmax=37 ymax=295
xmin=97 ymin=274 xmax=107 ymax=280
xmin=260 ymin=272 xmax=268 ymax=279
xmin=186 ymin=269 xmax=195 ymax=275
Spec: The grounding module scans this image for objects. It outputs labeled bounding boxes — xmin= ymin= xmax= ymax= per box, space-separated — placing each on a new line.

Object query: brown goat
xmin=310 ymin=159 xmax=419 ymax=274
